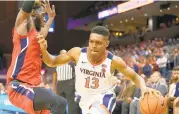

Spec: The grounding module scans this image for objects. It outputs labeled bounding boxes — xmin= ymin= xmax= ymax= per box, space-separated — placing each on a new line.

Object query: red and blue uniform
xmin=6 ymin=27 xmax=45 ymax=114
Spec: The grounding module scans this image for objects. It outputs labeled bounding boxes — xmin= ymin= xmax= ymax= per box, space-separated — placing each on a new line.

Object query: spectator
xmin=0 ymin=83 xmax=6 ymax=94
xmin=142 ymin=59 xmax=153 ymax=78
xmin=150 ymin=71 xmax=168 ymax=96
xmin=149 ymin=55 xmax=158 ymax=72
xmin=174 ymin=49 xmax=179 ymax=67
xmin=113 ymin=75 xmax=135 ymax=114
xmin=156 ymin=52 xmax=168 ymax=79
xmin=165 ymin=67 xmax=179 ymax=114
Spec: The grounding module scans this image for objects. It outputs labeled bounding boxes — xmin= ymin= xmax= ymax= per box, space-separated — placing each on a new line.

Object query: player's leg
xmin=89 ymin=103 xmax=110 ymax=114
xmin=33 ymin=87 xmax=67 ymax=114
xmin=7 ymin=81 xmax=37 ymax=114
xmin=89 ymin=92 xmax=116 ymax=114
xmin=101 ymin=92 xmax=116 ymax=113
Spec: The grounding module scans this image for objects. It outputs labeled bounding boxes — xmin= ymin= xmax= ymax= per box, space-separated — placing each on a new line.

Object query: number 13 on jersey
xmin=85 ymin=77 xmax=99 ymax=89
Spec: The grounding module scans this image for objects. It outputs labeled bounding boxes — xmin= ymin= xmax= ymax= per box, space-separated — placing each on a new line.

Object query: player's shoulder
xmin=68 ymin=47 xmax=81 ymax=56
xmin=106 ymin=50 xmax=114 ymax=59
xmin=70 ymin=47 xmax=81 ymax=52
xmin=111 ymin=54 xmax=126 ymax=67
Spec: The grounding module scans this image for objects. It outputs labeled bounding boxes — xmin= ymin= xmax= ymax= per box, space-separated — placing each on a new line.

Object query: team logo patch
xmin=101 ymin=68 xmax=106 ymax=73
xmin=101 ymin=64 xmax=107 ymax=73
xmin=102 ymin=64 xmax=107 ymax=68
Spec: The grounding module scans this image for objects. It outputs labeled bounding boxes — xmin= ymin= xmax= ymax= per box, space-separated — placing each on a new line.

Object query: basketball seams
xmin=140 ymin=102 xmax=147 ymax=114
xmin=147 ymin=94 xmax=152 ymax=114
xmin=140 ymin=93 xmax=165 ymax=114
xmin=153 ymin=95 xmax=159 ymax=114
xmin=159 ymin=97 xmax=165 ymax=114
xmin=140 ymin=94 xmax=149 ymax=114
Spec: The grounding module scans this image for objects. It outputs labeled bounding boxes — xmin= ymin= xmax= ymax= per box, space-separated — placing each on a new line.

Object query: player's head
xmin=31 ymin=3 xmax=46 ymax=31
xmin=88 ymin=26 xmax=110 ymax=55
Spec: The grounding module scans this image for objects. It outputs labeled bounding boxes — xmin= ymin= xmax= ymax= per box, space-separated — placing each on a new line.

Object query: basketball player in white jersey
xmin=38 ymin=26 xmax=155 ymax=114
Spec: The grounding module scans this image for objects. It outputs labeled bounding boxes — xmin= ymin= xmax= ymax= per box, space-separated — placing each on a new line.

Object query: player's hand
xmin=43 ymin=0 xmax=56 ymax=18
xmin=37 ymin=34 xmax=48 ymax=52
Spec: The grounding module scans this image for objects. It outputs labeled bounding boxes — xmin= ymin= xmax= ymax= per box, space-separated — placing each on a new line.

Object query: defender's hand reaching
xmin=37 ymin=34 xmax=47 ymax=52
xmin=42 ymin=0 xmax=56 ymax=19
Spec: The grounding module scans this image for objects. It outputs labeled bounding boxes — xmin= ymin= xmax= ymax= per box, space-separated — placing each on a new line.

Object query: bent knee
xmin=56 ymin=95 xmax=67 ymax=106
xmin=51 ymin=95 xmax=67 ymax=107
xmin=89 ymin=104 xmax=110 ymax=114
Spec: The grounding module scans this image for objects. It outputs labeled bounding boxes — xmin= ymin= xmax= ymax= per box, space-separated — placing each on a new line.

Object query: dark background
xmin=0 ymin=1 xmax=92 ymax=54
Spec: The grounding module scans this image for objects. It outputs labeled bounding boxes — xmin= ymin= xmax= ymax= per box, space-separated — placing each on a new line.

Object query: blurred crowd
xmin=110 ymin=36 xmax=179 ymax=114
xmin=0 ymin=82 xmax=6 ymax=94
xmin=109 ymin=36 xmax=179 ymax=81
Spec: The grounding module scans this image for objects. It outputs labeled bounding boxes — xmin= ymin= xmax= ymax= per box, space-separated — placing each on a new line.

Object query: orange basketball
xmin=139 ymin=92 xmax=165 ymax=114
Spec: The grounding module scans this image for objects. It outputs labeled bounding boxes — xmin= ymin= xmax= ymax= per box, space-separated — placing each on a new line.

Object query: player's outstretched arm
xmin=112 ymin=56 xmax=161 ymax=98
xmin=38 ymin=35 xmax=81 ymax=67
xmin=111 ymin=56 xmax=147 ymax=92
xmin=42 ymin=48 xmax=80 ymax=67
xmin=15 ymin=0 xmax=40 ymax=28
xmin=40 ymin=0 xmax=56 ymax=38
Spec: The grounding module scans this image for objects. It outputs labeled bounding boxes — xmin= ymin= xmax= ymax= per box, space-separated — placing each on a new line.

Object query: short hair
xmin=33 ymin=2 xmax=44 ymax=11
xmin=91 ymin=26 xmax=110 ymax=38
xmin=33 ymin=5 xmax=41 ymax=10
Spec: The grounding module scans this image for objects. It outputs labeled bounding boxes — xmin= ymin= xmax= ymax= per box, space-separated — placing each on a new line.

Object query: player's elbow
xmin=43 ymin=59 xmax=56 ymax=67
xmin=43 ymin=61 xmax=52 ymax=67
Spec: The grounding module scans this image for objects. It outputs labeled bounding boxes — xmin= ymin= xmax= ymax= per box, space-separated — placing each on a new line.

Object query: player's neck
xmin=27 ymin=18 xmax=34 ymax=32
xmin=31 ymin=18 xmax=42 ymax=32
xmin=87 ymin=49 xmax=107 ymax=65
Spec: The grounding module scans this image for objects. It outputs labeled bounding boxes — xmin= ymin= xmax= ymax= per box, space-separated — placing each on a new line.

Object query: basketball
xmin=139 ymin=92 xmax=165 ymax=114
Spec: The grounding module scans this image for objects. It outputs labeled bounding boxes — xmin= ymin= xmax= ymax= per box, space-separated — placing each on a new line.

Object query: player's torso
xmin=75 ymin=47 xmax=115 ymax=96
xmin=7 ymin=28 xmax=41 ymax=85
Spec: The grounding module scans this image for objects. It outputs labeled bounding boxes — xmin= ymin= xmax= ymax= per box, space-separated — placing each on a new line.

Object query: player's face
xmin=88 ymin=33 xmax=108 ymax=56
xmin=33 ymin=6 xmax=46 ymax=31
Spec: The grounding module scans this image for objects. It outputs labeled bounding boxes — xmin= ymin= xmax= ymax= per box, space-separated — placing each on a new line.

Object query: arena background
xmin=0 ymin=1 xmax=179 ymax=114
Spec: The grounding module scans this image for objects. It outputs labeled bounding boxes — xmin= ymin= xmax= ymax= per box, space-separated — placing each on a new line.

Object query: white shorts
xmin=79 ymin=91 xmax=116 ymax=114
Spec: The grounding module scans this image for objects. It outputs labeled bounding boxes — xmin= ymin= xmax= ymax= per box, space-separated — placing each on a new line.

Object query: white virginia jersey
xmin=75 ymin=47 xmax=115 ymax=96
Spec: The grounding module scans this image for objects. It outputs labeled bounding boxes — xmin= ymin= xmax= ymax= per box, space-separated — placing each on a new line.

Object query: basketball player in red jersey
xmin=6 ymin=1 xmax=67 ymax=114
xmin=38 ymin=26 xmax=160 ymax=114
